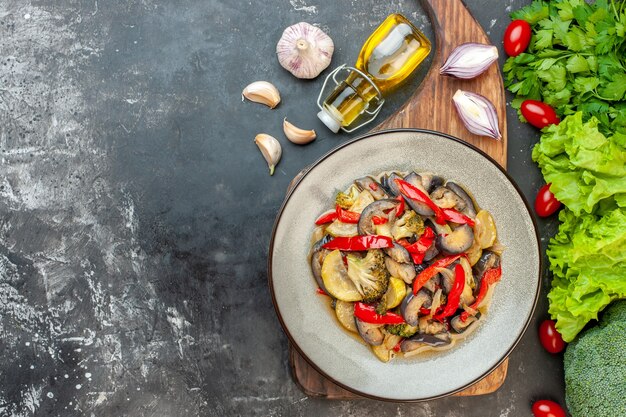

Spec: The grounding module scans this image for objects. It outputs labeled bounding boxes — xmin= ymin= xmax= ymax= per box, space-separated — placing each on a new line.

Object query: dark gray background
xmin=0 ymin=0 xmax=564 ymax=416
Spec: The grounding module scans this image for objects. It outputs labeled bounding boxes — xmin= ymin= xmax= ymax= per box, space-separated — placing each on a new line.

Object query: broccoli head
xmin=346 ymin=249 xmax=389 ymax=303
xmin=335 ymin=186 xmax=360 ymax=209
xmin=391 ymin=210 xmax=425 ymax=241
xmin=385 ymin=323 xmax=418 ymax=338
xmin=564 ymin=300 xmax=626 ymax=417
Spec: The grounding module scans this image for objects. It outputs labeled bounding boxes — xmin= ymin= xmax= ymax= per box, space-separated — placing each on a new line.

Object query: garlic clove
xmin=276 ymin=22 xmax=334 ymax=79
xmin=283 ymin=118 xmax=316 ymax=145
xmin=242 ymin=81 xmax=281 ymax=109
xmin=452 ymin=90 xmax=502 ymax=140
xmin=254 ymin=133 xmax=282 ymax=175
xmin=440 ymin=43 xmax=499 ymax=79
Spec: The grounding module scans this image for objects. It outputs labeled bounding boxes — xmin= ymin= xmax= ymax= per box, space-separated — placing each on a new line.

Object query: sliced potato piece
xmin=372 ymin=344 xmax=394 ymax=362
xmin=326 ymin=221 xmax=358 ymax=237
xmin=335 ymin=300 xmax=357 ymax=333
xmin=372 ymin=333 xmax=402 ymax=362
xmin=466 ymin=238 xmax=483 ymax=266
xmin=349 ymin=190 xmax=375 ymax=213
xmin=321 ymin=250 xmax=362 ymax=302
xmin=475 ymin=209 xmax=497 ymax=249
xmin=381 ymin=277 xmax=407 ymax=310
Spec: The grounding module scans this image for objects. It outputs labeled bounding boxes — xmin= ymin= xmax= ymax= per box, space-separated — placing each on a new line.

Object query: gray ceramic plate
xmin=268 ymin=129 xmax=540 ymax=401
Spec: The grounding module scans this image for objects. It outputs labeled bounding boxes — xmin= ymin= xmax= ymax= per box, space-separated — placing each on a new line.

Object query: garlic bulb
xmin=276 ymin=22 xmax=334 ymax=79
xmin=254 ymin=134 xmax=282 ymax=175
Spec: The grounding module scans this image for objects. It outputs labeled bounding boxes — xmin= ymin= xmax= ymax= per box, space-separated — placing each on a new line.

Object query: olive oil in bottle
xmin=317 ymin=14 xmax=431 ymax=133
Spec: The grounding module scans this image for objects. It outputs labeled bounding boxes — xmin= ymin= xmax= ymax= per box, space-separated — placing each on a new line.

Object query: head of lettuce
xmin=532 ymin=112 xmax=626 ymax=342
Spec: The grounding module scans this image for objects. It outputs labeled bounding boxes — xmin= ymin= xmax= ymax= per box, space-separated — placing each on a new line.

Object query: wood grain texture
xmin=290 ymin=0 xmax=509 ymax=400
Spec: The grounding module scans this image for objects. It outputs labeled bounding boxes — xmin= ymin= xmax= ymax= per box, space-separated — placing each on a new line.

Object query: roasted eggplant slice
xmin=380 ymin=172 xmax=403 ymax=197
xmin=310 ymin=235 xmax=332 ymax=293
xmin=357 ymin=199 xmax=399 ymax=235
xmin=385 ymin=256 xmax=416 ymax=284
xmin=446 ymin=181 xmax=477 ymax=217
xmin=430 ymin=186 xmax=466 ymax=210
xmin=473 ymin=250 xmax=501 ymax=290
xmin=355 ymin=318 xmax=384 ymax=345
xmin=401 ymin=332 xmax=451 ymax=352
xmin=450 ymin=314 xmax=479 ymax=333
xmin=436 ymin=224 xmax=474 ymax=254
xmin=355 ymin=176 xmax=388 ymax=200
xmin=419 ymin=173 xmax=445 ymax=193
xmin=403 ymin=172 xmax=434 ymax=216
xmin=400 ymin=290 xmax=432 ymax=326
xmin=384 ymin=242 xmax=412 ymax=264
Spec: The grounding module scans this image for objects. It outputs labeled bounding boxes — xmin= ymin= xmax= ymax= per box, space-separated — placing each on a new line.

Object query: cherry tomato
xmin=504 ymin=20 xmax=532 ymax=56
xmin=521 ymin=100 xmax=560 ymax=129
xmin=539 ymin=319 xmax=566 ymax=353
xmin=535 ymin=184 xmax=562 ymax=217
xmin=532 ymin=399 xmax=566 ymax=417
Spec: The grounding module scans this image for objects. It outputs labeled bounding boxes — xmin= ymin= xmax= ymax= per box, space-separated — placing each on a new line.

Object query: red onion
xmin=440 ymin=43 xmax=499 ymax=79
xmin=452 ymin=90 xmax=502 ymax=140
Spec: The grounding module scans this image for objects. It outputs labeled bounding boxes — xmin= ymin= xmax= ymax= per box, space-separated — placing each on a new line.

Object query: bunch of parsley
xmin=503 ymin=0 xmax=626 ymax=134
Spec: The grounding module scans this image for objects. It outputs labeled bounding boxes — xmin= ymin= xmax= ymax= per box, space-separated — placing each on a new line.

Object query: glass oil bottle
xmin=317 ymin=14 xmax=432 ymax=133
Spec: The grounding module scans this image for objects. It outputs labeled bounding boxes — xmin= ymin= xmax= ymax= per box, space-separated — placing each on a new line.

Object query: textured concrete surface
xmin=0 ymin=0 xmax=564 ymax=416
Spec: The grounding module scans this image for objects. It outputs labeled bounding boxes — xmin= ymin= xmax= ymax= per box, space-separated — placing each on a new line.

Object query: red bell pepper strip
xmin=322 ymin=235 xmax=394 ymax=251
xmin=315 ymin=210 xmax=338 ymax=225
xmin=392 ymin=342 xmax=402 ymax=352
xmin=395 ymin=195 xmax=405 ymax=218
xmin=394 ymin=179 xmax=447 ymax=225
xmin=336 ymin=205 xmax=360 ymax=224
xmin=403 ymin=227 xmax=436 ymax=264
xmin=442 ymin=208 xmax=475 ymax=227
xmin=372 ymin=216 xmax=388 ymax=225
xmin=316 ymin=287 xmax=328 ymax=296
xmin=460 ymin=265 xmax=502 ymax=322
xmin=413 ymin=254 xmax=463 ymax=294
xmin=353 ymin=302 xmax=405 ymax=325
xmin=404 ymin=227 xmax=435 ymax=252
xmin=434 ymin=264 xmax=465 ymax=321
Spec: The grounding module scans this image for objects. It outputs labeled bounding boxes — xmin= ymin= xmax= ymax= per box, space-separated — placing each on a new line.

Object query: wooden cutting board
xmin=289 ymin=0 xmax=509 ymax=400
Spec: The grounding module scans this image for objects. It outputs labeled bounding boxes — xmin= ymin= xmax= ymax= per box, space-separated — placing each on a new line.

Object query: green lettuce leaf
xmin=532 ymin=112 xmax=626 ymax=215
xmin=547 ymin=207 xmax=626 ymax=342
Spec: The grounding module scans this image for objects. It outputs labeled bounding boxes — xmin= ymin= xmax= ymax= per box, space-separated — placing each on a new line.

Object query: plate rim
xmin=267 ymin=128 xmax=542 ymax=402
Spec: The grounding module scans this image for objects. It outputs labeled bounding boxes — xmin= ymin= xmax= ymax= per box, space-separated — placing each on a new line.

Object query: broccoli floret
xmin=391 ymin=210 xmax=425 ymax=241
xmin=564 ymin=300 xmax=626 ymax=417
xmin=346 ymin=250 xmax=389 ymax=303
xmin=386 ymin=323 xmax=418 ymax=338
xmin=375 ymin=301 xmax=387 ymax=315
xmin=335 ymin=186 xmax=360 ymax=209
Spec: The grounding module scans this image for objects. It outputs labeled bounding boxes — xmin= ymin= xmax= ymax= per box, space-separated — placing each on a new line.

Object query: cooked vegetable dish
xmin=309 ymin=171 xmax=503 ymax=362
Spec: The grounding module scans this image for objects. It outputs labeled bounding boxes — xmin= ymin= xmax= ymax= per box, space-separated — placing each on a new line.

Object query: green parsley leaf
xmin=598 ymin=73 xmax=626 ymax=100
xmin=511 ymin=0 xmax=549 ymax=23
xmin=534 ymin=29 xmax=554 ymax=49
xmin=566 ymin=55 xmax=590 ymax=73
